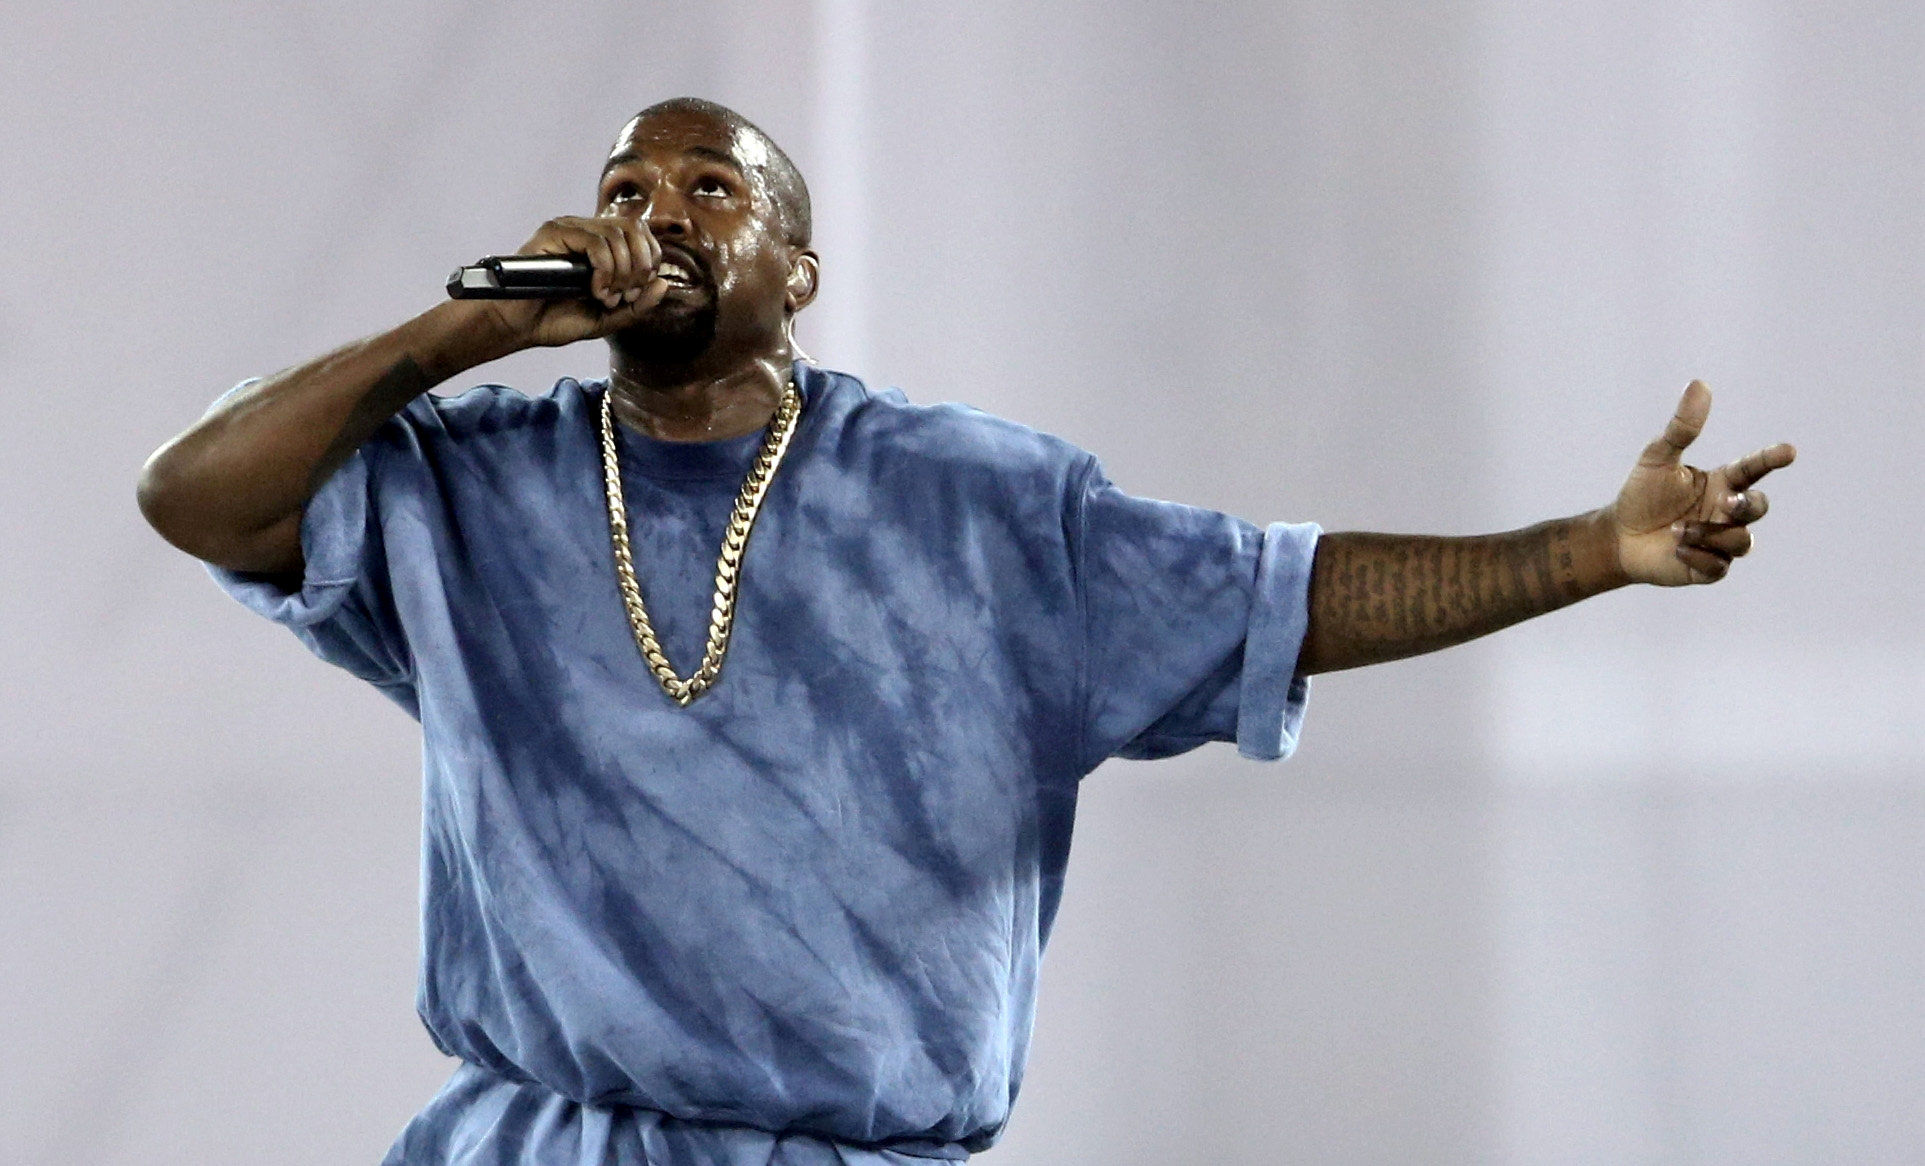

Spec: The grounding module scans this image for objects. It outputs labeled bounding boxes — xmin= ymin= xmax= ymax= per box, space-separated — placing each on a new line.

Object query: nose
xmin=644 ymin=190 xmax=690 ymax=239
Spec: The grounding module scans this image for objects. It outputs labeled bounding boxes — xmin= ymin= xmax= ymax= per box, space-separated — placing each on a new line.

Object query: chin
xmin=615 ymin=302 xmax=718 ymax=365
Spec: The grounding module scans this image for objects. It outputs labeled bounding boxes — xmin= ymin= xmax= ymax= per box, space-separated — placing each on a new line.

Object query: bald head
xmin=613 ymin=97 xmax=812 ymax=247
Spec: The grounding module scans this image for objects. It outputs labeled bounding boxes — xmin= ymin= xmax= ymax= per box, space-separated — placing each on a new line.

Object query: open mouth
xmin=654 ymin=248 xmax=707 ymax=290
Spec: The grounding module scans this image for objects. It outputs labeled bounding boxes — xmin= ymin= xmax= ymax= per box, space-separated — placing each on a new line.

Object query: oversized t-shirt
xmin=212 ymin=362 xmax=1319 ymax=1164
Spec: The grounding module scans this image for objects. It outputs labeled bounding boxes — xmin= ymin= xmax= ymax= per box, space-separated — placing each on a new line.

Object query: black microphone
xmin=446 ymin=255 xmax=593 ymax=299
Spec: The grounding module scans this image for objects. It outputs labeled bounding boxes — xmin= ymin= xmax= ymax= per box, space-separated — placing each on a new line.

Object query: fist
xmin=476 ymin=214 xmax=672 ymax=350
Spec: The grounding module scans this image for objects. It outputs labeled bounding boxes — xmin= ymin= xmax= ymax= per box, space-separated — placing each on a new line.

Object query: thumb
xmin=585 ymin=279 xmax=670 ymax=338
xmin=1638 ymin=380 xmax=1712 ymax=467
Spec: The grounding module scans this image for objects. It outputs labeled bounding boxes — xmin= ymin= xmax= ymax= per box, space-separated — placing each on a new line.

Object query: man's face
xmin=595 ymin=109 xmax=797 ymax=363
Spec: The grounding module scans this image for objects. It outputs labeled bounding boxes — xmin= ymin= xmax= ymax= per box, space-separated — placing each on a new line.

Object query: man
xmin=138 ymin=98 xmax=1793 ymax=1164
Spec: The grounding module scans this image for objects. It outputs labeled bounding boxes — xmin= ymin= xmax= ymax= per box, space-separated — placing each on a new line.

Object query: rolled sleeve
xmin=1075 ymin=455 xmax=1319 ymax=769
xmin=206 ymin=448 xmax=416 ymax=704
xmin=1235 ymin=521 xmax=1320 ymax=761
xmin=206 ymin=452 xmax=370 ymax=627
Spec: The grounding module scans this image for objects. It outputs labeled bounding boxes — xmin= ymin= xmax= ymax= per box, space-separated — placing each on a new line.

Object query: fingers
xmin=1677 ymin=520 xmax=1752 ymax=558
xmin=1674 ymin=542 xmax=1732 ymax=584
xmin=1723 ymin=488 xmax=1769 ymax=524
xmin=1719 ymin=442 xmax=1797 ymax=491
xmin=524 ymin=216 xmax=661 ymax=310
xmin=605 ymin=213 xmax=660 ymax=306
xmin=585 ymin=232 xmax=621 ymax=306
xmin=1672 ymin=518 xmax=1759 ymax=585
xmin=579 ymin=262 xmax=670 ymax=338
xmin=601 ymin=228 xmax=634 ymax=304
xmin=1638 ymin=380 xmax=1712 ymax=467
xmin=594 ymin=279 xmax=671 ymax=331
xmin=625 ymin=213 xmax=661 ymax=271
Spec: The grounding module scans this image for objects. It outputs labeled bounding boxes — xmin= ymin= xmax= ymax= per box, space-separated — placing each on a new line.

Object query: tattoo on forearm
xmin=307 ymin=355 xmax=430 ymax=494
xmin=1301 ymin=518 xmax=1595 ymax=674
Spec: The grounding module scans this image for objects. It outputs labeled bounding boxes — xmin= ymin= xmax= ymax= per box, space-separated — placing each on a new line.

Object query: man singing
xmin=138 ymin=98 xmax=1794 ymax=1164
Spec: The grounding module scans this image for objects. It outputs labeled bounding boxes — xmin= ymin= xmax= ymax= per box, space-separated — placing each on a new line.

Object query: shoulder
xmin=382 ymin=377 xmax=590 ymax=443
xmin=810 ymin=366 xmax=1096 ymax=489
xmin=358 ymin=378 xmax=597 ymax=466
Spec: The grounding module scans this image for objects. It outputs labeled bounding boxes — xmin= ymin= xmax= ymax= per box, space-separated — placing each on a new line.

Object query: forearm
xmin=1296 ymin=510 xmax=1628 ymax=675
xmin=137 ymin=301 xmax=516 ymax=573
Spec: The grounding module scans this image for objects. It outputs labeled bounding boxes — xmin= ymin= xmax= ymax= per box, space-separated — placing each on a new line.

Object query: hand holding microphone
xmin=452 ymin=215 xmax=670 ymax=350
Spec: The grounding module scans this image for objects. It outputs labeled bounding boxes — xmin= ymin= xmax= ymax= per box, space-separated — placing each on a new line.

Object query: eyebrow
xmin=600 ymin=145 xmax=747 ymax=178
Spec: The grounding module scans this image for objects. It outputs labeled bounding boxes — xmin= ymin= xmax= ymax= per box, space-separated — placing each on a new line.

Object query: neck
xmin=606 ymin=351 xmax=792 ymax=443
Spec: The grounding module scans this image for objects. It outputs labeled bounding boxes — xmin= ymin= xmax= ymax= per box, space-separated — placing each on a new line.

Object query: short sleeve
xmin=206 ymin=442 xmax=419 ymax=715
xmin=1073 ymin=460 xmax=1319 ymax=769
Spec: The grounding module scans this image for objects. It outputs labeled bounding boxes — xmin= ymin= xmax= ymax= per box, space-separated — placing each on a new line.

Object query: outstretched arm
xmin=1296 ymin=381 xmax=1796 ymax=675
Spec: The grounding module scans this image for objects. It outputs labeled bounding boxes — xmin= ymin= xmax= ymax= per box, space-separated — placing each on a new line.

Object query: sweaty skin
xmin=137 ymin=104 xmax=1794 ymax=670
xmin=137 ymin=102 xmax=818 ymax=581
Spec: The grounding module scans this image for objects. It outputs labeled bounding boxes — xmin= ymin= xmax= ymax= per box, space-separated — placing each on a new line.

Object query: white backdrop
xmin=2 ymin=2 xmax=1916 ymax=1163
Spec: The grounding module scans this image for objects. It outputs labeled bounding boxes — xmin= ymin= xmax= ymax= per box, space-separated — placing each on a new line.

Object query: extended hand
xmin=1610 ymin=381 xmax=1796 ymax=586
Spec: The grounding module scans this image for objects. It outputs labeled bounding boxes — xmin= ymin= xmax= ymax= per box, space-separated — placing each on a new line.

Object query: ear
xmin=784 ymin=251 xmax=820 ymax=314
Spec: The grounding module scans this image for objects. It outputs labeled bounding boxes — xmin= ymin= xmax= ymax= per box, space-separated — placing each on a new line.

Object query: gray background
xmin=2 ymin=2 xmax=1915 ymax=1163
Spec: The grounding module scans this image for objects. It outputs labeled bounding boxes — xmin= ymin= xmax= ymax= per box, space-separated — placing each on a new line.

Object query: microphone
xmin=446 ymin=255 xmax=592 ymax=299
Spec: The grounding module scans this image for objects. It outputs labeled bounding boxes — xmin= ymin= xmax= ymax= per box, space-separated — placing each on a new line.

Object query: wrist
xmin=408 ymin=299 xmax=524 ymax=382
xmin=1570 ymin=506 xmax=1631 ymax=596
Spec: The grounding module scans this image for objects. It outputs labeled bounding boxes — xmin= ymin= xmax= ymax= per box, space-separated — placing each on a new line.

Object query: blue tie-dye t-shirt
xmin=212 ymin=363 xmax=1319 ymax=1164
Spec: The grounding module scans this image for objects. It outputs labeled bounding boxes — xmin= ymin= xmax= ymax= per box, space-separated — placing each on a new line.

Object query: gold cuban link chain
xmin=598 ymin=382 xmax=803 ymax=705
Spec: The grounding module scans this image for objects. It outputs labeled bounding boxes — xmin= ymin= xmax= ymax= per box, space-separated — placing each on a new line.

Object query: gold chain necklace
xmin=598 ymin=382 xmax=803 ymax=706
